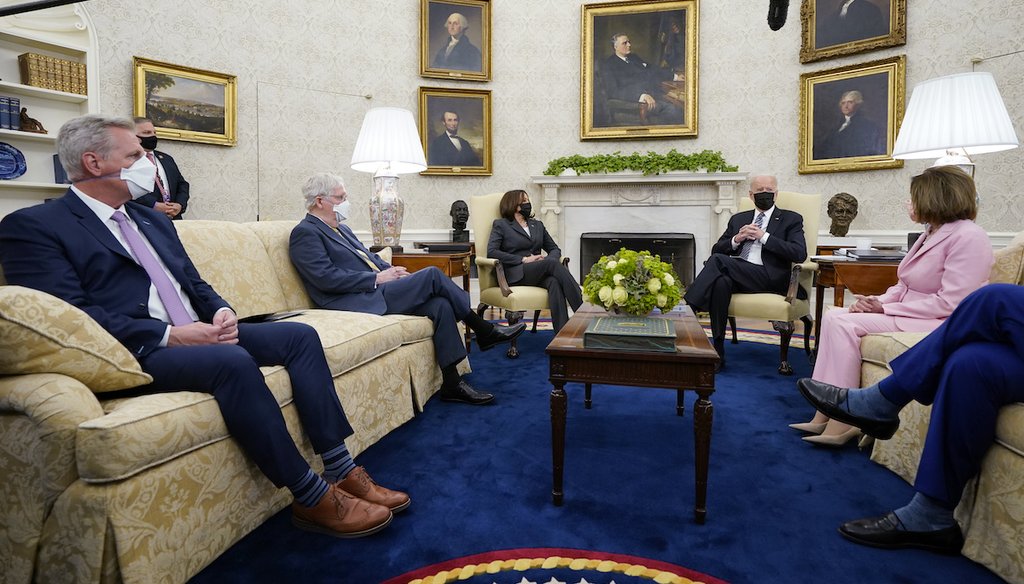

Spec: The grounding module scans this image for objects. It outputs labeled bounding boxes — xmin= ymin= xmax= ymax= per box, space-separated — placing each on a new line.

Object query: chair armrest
xmin=785 ymin=263 xmax=803 ymax=303
xmin=494 ymin=262 xmax=513 ymax=297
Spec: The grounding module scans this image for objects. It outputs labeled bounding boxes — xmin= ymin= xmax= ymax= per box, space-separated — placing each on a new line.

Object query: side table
xmin=390 ymin=250 xmax=473 ymax=351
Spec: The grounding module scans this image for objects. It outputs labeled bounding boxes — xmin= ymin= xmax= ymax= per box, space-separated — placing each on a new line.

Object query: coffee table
xmin=545 ymin=303 xmax=719 ymax=523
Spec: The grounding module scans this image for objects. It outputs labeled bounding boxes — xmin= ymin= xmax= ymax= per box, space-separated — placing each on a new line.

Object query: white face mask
xmin=121 ymin=156 xmax=157 ymax=199
xmin=333 ymin=199 xmax=351 ymax=222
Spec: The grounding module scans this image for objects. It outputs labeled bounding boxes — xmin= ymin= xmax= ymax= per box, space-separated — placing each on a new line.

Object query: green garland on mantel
xmin=543 ymin=149 xmax=739 ymax=176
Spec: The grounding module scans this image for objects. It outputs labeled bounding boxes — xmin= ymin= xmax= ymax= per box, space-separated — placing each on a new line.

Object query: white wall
xmin=79 ymin=0 xmax=1024 ymax=236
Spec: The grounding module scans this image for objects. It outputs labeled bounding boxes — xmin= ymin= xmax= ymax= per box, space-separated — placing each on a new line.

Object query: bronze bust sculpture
xmin=827 ymin=192 xmax=859 ymax=237
xmin=450 ymin=199 xmax=469 ymax=242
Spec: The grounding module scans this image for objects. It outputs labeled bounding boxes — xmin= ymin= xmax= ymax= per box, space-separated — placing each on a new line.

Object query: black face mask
xmin=518 ymin=203 xmax=532 ymax=218
xmin=753 ymin=191 xmax=775 ymax=211
xmin=138 ymin=135 xmax=158 ymax=150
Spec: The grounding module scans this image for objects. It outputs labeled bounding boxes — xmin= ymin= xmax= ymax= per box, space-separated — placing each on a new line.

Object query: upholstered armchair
xmin=726 ymin=191 xmax=822 ymax=375
xmin=469 ymin=192 xmax=567 ymax=358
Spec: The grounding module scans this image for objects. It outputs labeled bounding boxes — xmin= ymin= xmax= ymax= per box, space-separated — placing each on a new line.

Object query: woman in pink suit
xmin=792 ymin=166 xmax=993 ymax=446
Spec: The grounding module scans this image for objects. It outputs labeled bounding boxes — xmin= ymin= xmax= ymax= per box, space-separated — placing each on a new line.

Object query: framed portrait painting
xmin=420 ymin=0 xmax=491 ymax=81
xmin=132 ymin=57 xmax=237 ymax=146
xmin=580 ymin=0 xmax=698 ymax=140
xmin=419 ymin=87 xmax=491 ymax=176
xmin=800 ymin=0 xmax=906 ymax=64
xmin=798 ymin=55 xmax=906 ymax=174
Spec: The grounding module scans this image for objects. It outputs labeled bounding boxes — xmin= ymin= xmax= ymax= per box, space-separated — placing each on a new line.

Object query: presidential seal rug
xmin=380 ymin=548 xmax=728 ymax=584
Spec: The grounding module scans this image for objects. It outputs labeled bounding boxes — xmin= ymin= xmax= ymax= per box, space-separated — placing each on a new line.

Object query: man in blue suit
xmin=0 ymin=115 xmax=407 ymax=539
xmin=288 ymin=172 xmax=525 ymax=406
xmin=798 ymin=283 xmax=1024 ymax=554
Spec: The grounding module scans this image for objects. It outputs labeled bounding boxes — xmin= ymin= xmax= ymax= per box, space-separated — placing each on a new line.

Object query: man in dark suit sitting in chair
xmin=684 ymin=175 xmax=807 ymax=370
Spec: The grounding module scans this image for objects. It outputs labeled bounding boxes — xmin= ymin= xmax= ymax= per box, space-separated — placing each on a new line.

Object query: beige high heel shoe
xmin=788 ymin=421 xmax=827 ymax=434
xmin=802 ymin=427 xmax=862 ymax=448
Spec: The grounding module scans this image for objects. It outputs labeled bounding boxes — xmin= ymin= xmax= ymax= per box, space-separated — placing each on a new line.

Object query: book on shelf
xmin=583 ymin=315 xmax=676 ymax=353
xmin=0 ymin=96 xmax=9 ymax=130
xmin=53 ymin=154 xmax=70 ymax=184
xmin=10 ymin=97 xmax=20 ymax=131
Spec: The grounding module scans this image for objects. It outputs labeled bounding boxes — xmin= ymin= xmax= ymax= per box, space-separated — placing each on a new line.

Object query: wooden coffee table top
xmin=546 ymin=303 xmax=719 ymax=367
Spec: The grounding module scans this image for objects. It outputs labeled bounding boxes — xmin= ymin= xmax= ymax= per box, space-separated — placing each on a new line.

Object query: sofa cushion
xmin=996 ymin=403 xmax=1024 ymax=456
xmin=75 ymin=311 xmax=430 ymax=481
xmin=246 ymin=221 xmax=314 ymax=311
xmin=174 ymin=220 xmax=290 ymax=319
xmin=990 ymin=232 xmax=1024 ymax=285
xmin=0 ymin=286 xmax=152 ymax=392
xmin=859 ymin=331 xmax=929 ymax=370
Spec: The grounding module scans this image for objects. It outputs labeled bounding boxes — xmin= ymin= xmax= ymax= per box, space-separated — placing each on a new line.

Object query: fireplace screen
xmin=580 ymin=233 xmax=695 ymax=286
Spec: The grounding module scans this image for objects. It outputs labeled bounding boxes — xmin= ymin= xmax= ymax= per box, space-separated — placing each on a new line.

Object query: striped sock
xmin=321 ymin=442 xmax=356 ymax=483
xmin=288 ymin=469 xmax=329 ymax=508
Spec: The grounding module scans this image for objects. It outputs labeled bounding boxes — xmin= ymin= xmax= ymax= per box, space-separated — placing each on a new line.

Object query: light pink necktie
xmin=146 ymin=151 xmax=170 ymax=203
xmin=111 ymin=211 xmax=193 ymax=326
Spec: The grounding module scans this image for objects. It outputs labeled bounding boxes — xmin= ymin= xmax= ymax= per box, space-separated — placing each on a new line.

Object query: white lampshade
xmin=350 ymin=107 xmax=427 ymax=174
xmin=892 ymin=72 xmax=1019 ymax=160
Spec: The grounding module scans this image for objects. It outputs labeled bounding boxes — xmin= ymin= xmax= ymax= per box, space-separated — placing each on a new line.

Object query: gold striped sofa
xmin=0 ymin=220 xmax=461 ymax=584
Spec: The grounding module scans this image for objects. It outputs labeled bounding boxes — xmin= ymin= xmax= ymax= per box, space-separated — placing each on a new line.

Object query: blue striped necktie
xmin=739 ymin=212 xmax=765 ymax=261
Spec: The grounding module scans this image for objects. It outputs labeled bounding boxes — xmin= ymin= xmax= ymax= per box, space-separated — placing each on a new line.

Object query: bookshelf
xmin=0 ymin=15 xmax=98 ymax=216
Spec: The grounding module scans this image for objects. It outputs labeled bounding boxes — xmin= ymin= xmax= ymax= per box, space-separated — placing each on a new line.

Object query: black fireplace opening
xmin=579 ymin=232 xmax=696 ymax=287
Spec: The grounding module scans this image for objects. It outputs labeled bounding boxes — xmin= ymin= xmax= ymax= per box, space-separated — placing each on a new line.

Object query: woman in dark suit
xmin=487 ymin=189 xmax=583 ymax=332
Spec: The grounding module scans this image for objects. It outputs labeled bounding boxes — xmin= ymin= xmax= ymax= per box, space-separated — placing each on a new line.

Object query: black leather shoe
xmin=476 ymin=323 xmax=527 ymax=352
xmin=438 ymin=380 xmax=494 ymax=405
xmin=713 ymin=338 xmax=725 ymax=373
xmin=839 ymin=512 xmax=964 ymax=555
xmin=796 ymin=378 xmax=899 ymax=439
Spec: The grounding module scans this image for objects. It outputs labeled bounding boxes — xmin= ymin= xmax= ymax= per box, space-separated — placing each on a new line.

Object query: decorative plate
xmin=0 ymin=142 xmax=27 ymax=180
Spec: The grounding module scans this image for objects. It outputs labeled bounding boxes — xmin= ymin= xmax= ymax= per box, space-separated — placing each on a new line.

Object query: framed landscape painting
xmin=132 ymin=57 xmax=237 ymax=146
xmin=420 ymin=0 xmax=491 ymax=81
xmin=580 ymin=0 xmax=699 ymax=140
xmin=419 ymin=87 xmax=492 ymax=176
xmin=798 ymin=55 xmax=906 ymax=174
xmin=800 ymin=0 xmax=906 ymax=63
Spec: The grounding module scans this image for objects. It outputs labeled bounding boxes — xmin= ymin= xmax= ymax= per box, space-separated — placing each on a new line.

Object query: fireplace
xmin=579 ymin=232 xmax=695 ymax=286
xmin=530 ymin=171 xmax=747 ymax=276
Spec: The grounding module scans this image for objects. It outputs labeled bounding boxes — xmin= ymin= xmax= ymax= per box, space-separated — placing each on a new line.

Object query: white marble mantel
xmin=529 ymin=171 xmax=748 ymax=271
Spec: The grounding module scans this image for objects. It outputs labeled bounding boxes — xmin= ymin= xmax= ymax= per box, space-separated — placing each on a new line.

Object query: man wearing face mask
xmin=683 ymin=175 xmax=808 ymax=370
xmin=288 ymin=172 xmax=526 ymax=406
xmin=0 ymin=115 xmax=410 ymax=539
xmin=133 ymin=117 xmax=190 ymax=220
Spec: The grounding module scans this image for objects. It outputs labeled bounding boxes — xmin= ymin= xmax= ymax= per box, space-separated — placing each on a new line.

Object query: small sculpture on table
xmin=826 ymin=192 xmax=859 ymax=237
xmin=19 ymin=108 xmax=48 ymax=134
xmin=450 ymin=199 xmax=470 ymax=243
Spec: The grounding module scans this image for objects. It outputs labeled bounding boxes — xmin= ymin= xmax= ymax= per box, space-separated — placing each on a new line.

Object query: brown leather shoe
xmin=339 ymin=466 xmax=411 ymax=513
xmin=291 ymin=484 xmax=392 ymax=538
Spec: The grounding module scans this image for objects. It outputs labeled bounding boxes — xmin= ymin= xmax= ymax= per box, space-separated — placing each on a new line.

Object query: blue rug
xmin=191 ymin=331 xmax=1003 ymax=584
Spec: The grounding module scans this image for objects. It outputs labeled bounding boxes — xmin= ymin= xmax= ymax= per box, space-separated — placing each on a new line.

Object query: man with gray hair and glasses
xmin=0 ymin=114 xmax=407 ymax=540
xmin=289 ymin=172 xmax=525 ymax=406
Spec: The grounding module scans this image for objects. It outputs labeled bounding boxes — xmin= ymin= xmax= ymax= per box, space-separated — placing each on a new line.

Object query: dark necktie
xmin=146 ymin=151 xmax=169 ymax=202
xmin=739 ymin=212 xmax=766 ymax=261
xmin=111 ymin=211 xmax=193 ymax=325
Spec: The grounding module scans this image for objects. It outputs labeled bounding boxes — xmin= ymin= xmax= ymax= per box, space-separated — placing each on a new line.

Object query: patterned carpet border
xmin=380 ymin=547 xmax=729 ymax=584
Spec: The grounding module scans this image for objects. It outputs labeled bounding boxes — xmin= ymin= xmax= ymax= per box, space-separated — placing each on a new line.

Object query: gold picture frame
xmin=581 ymin=0 xmax=699 ymax=140
xmin=800 ymin=0 xmax=906 ymax=64
xmin=420 ymin=0 xmax=491 ymax=82
xmin=419 ymin=87 xmax=492 ymax=176
xmin=132 ymin=57 xmax=237 ymax=146
xmin=799 ymin=55 xmax=906 ymax=174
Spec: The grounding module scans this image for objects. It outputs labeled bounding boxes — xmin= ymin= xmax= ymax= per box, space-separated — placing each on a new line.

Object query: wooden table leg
xmin=551 ymin=381 xmax=567 ymax=505
xmin=814 ymin=284 xmax=826 ymax=355
xmin=584 ymin=383 xmax=592 ymax=409
xmin=692 ymin=388 xmax=713 ymax=524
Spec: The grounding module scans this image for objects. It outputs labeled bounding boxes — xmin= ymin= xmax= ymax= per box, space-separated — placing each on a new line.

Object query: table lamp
xmin=350 ymin=107 xmax=427 ymax=252
xmin=892 ymin=71 xmax=1019 ymax=177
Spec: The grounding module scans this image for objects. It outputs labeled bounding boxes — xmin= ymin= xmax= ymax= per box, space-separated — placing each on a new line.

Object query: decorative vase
xmin=368 ymin=173 xmax=404 ymax=247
